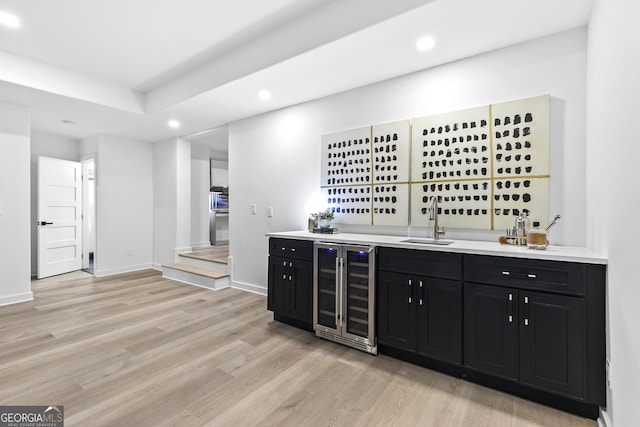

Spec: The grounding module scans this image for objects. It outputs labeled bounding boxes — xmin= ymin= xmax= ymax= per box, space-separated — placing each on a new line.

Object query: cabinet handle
xmin=291 ymin=248 xmax=296 ymax=252
xmin=502 ymin=271 xmax=510 ymax=276
xmin=288 ymin=276 xmax=292 ymax=281
xmin=283 ymin=261 xmax=287 ymax=266
xmin=282 ymin=274 xmax=287 ymax=280
xmin=281 ymin=247 xmax=286 ymax=251
xmin=508 ymin=293 xmax=513 ymax=301
xmin=527 ymin=274 xmax=537 ymax=279
xmin=524 ymin=318 xmax=529 ymax=326
xmin=419 ymin=281 xmax=423 ymax=288
xmin=409 ymin=296 xmax=412 ymax=304
xmin=508 ymin=315 xmax=513 ymax=323
xmin=524 ymin=296 xmax=529 ymax=304
xmin=419 ymin=298 xmax=423 ymax=306
xmin=289 ymin=262 xmax=293 ymax=268
xmin=408 ymin=279 xmax=412 ymax=286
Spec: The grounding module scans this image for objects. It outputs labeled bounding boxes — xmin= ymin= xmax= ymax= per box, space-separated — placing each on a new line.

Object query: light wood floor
xmin=0 ymin=270 xmax=596 ymax=427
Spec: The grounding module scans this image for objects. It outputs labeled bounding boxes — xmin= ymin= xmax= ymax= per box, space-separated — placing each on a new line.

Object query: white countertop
xmin=266 ymin=230 xmax=607 ymax=265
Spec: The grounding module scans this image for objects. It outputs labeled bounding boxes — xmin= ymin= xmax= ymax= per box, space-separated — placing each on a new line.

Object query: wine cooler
xmin=313 ymin=242 xmax=376 ymax=354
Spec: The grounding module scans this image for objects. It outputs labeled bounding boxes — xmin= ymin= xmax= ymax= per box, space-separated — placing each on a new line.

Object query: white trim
xmin=152 ymin=263 xmax=163 ymax=271
xmin=0 ymin=292 xmax=34 ymax=307
xmin=93 ymin=263 xmax=153 ymax=277
xmin=174 ymin=246 xmax=193 ymax=262
xmin=231 ymin=280 xmax=267 ymax=296
xmin=162 ymin=267 xmax=229 ymax=290
xmin=598 ymin=408 xmax=610 ymax=427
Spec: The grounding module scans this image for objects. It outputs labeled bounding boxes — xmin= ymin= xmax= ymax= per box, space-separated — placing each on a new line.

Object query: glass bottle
xmin=527 ymin=221 xmax=548 ymax=250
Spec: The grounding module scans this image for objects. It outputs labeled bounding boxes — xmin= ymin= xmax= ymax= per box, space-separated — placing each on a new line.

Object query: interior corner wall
xmin=0 ymin=102 xmax=32 ymax=305
xmin=228 ymin=27 xmax=588 ymax=294
xmin=93 ymin=135 xmax=154 ymax=276
xmin=153 ymin=139 xmax=178 ymax=267
xmin=153 ymin=138 xmax=192 ymax=266
xmin=175 ymin=138 xmax=191 ymax=253
xmin=191 ymin=143 xmax=211 ymax=248
xmin=29 ymin=132 xmax=80 ymax=276
xmin=586 ymin=0 xmax=640 ymax=425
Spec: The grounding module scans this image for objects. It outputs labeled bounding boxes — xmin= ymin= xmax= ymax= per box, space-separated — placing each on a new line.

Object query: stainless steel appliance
xmin=313 ymin=242 xmax=376 ymax=354
xmin=209 ymin=187 xmax=229 ymax=245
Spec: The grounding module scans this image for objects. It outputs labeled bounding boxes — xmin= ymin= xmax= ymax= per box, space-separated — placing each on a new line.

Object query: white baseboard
xmin=598 ymin=408 xmax=611 ymax=427
xmin=93 ymin=263 xmax=154 ymax=277
xmin=231 ymin=280 xmax=267 ymax=296
xmin=0 ymin=291 xmax=34 ymax=307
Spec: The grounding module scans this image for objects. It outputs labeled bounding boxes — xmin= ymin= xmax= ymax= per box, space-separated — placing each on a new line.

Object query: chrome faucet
xmin=428 ymin=196 xmax=446 ymax=240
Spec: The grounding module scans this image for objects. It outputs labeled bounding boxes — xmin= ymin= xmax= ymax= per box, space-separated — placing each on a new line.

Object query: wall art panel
xmin=373 ymin=183 xmax=409 ymax=226
xmin=492 ymin=177 xmax=549 ymax=230
xmin=491 ymin=95 xmax=550 ymax=178
xmin=321 ymin=127 xmax=372 ymax=188
xmin=321 ymin=185 xmax=372 ymax=225
xmin=370 ymin=120 xmax=410 ymax=226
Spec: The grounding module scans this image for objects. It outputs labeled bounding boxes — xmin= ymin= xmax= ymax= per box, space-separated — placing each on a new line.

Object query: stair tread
xmin=162 ymin=263 xmax=229 ymax=279
xmin=179 ymin=252 xmax=228 ymax=264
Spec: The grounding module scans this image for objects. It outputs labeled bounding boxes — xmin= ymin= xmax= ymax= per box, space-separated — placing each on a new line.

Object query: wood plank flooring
xmin=183 ymin=245 xmax=229 ymax=264
xmin=0 ymin=269 xmax=596 ymax=427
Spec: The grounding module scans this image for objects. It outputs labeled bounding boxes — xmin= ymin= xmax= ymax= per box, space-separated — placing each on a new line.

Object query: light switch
xmin=267 ymin=206 xmax=274 ymax=217
xmin=250 ymin=204 xmax=257 ymax=214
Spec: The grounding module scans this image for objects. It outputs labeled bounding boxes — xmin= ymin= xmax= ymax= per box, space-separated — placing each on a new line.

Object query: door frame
xmin=81 ymin=155 xmax=97 ymax=274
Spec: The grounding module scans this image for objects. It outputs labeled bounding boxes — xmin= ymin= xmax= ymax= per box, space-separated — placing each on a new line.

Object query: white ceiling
xmin=0 ymin=0 xmax=594 ymax=151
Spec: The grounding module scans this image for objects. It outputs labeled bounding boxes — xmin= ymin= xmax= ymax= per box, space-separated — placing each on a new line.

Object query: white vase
xmin=318 ymin=218 xmax=331 ymax=228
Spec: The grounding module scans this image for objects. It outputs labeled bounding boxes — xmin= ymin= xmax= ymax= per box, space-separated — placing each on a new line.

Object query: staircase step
xmin=179 ymin=251 xmax=228 ymax=264
xmin=178 ymin=253 xmax=228 ymax=272
xmin=162 ymin=263 xmax=229 ymax=290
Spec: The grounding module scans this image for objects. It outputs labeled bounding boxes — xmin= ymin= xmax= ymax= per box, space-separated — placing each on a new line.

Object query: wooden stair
xmin=161 ymin=246 xmax=230 ymax=290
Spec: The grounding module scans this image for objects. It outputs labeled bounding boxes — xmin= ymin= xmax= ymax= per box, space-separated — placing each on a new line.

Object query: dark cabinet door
xmin=464 ymin=283 xmax=518 ymax=381
xmin=268 ymin=256 xmax=289 ymax=314
xmin=377 ymin=271 xmax=416 ymax=351
xmin=416 ymin=277 xmax=462 ymax=364
xmin=290 ymin=259 xmax=313 ymax=323
xmin=519 ymin=291 xmax=584 ymax=399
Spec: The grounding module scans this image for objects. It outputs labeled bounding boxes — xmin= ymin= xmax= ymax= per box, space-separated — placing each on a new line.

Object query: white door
xmin=37 ymin=156 xmax=83 ymax=279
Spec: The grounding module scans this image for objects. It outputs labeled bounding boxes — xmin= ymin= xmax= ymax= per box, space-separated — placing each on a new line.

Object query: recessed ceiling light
xmin=0 ymin=11 xmax=20 ymax=28
xmin=258 ymin=90 xmax=272 ymax=101
xmin=168 ymin=120 xmax=181 ymax=129
xmin=416 ymin=36 xmax=436 ymax=51
xmin=61 ymin=120 xmax=75 ymax=125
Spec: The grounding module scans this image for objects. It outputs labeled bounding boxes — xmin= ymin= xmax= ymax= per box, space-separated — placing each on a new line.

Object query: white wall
xmin=587 ymin=0 xmax=640 ymax=425
xmin=176 ymin=138 xmax=191 ymax=253
xmin=29 ymin=132 xmax=80 ymax=275
xmin=89 ymin=135 xmax=154 ymax=276
xmin=153 ymin=138 xmax=191 ymax=266
xmin=0 ymin=102 xmax=32 ymax=305
xmin=153 ymin=139 xmax=178 ymax=267
xmin=191 ymin=143 xmax=211 ymax=247
xmin=229 ymin=28 xmax=588 ymax=294
xmin=210 ymin=159 xmax=229 ymax=187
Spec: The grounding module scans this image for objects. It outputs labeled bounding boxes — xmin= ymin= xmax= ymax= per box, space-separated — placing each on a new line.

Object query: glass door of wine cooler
xmin=314 ymin=243 xmax=375 ymax=352
xmin=342 ymin=246 xmax=375 ymax=342
xmin=314 ymin=245 xmax=339 ymax=334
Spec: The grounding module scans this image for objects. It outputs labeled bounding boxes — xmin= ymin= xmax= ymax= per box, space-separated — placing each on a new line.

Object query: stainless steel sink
xmin=400 ymin=238 xmax=454 ymax=246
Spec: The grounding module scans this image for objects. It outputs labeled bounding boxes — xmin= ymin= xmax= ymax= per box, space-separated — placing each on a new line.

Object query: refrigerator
xmin=313 ymin=242 xmax=376 ymax=354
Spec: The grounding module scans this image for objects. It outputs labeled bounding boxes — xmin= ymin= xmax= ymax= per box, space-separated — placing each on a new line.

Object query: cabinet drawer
xmin=377 ymin=247 xmax=462 ymax=280
xmin=269 ymin=238 xmax=313 ymax=261
xmin=464 ymin=254 xmax=585 ymax=296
